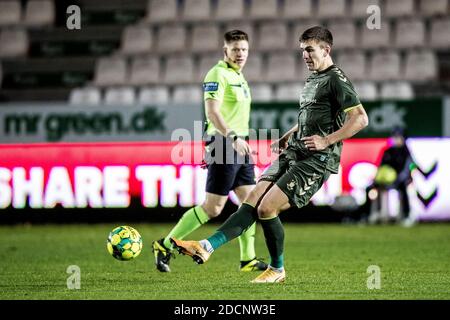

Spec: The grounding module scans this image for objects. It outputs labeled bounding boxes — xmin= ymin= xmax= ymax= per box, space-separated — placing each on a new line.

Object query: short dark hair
xmin=224 ymin=29 xmax=249 ymax=43
xmin=300 ymin=26 xmax=333 ymax=46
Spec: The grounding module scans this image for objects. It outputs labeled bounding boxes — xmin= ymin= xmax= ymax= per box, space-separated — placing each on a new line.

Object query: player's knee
xmin=203 ymin=204 xmax=223 ymax=218
xmin=257 ymin=202 xmax=275 ymax=219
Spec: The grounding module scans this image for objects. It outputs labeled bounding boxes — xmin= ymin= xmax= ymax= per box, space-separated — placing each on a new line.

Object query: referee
xmin=152 ymin=30 xmax=267 ymax=273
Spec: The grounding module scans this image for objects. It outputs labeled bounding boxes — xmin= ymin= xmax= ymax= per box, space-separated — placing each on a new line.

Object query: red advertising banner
xmin=0 ymin=139 xmax=448 ymax=220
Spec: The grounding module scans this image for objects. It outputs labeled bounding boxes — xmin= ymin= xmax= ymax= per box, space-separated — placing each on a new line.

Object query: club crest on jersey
xmin=287 ymin=180 xmax=296 ymax=191
xmin=203 ymin=82 xmax=219 ymax=92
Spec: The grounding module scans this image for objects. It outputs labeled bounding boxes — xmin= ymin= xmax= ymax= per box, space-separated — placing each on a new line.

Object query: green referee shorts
xmin=259 ymin=149 xmax=331 ymax=208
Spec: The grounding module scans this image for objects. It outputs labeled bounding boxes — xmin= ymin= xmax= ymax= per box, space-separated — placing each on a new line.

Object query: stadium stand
xmin=281 ymin=0 xmax=313 ymax=19
xmin=248 ymin=0 xmax=279 ymax=20
xmin=120 ymin=24 xmax=153 ymax=56
xmin=215 ymin=0 xmax=245 ymax=21
xmin=317 ymin=0 xmax=347 ymax=18
xmin=93 ymin=56 xmax=128 ymax=86
xmin=138 ymin=85 xmax=170 ymax=104
xmin=24 ymin=0 xmax=55 ymax=28
xmin=250 ymin=83 xmax=273 ymax=102
xmin=68 ymin=86 xmax=102 ymax=105
xmin=181 ymin=0 xmax=211 ymax=22
xmin=104 ymin=86 xmax=136 ymax=106
xmin=274 ymin=82 xmax=304 ymax=102
xmin=190 ymin=23 xmax=221 ymax=53
xmin=145 ymin=0 xmax=178 ymax=24
xmin=0 ymin=0 xmax=22 ymax=27
xmin=257 ymin=22 xmax=289 ymax=51
xmin=350 ymin=0 xmax=380 ymax=18
xmin=380 ymin=81 xmax=414 ymax=100
xmin=0 ymin=0 xmax=449 ymax=103
xmin=243 ymin=52 xmax=264 ymax=83
xmin=336 ymin=51 xmax=367 ymax=81
xmin=172 ymin=84 xmax=202 ymax=103
xmin=129 ymin=55 xmax=160 ymax=85
xmin=384 ymin=0 xmax=415 ymax=17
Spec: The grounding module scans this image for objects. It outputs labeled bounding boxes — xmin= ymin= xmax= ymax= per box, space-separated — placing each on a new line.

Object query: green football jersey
xmin=288 ymin=64 xmax=361 ymax=173
xmin=203 ymin=60 xmax=251 ymax=136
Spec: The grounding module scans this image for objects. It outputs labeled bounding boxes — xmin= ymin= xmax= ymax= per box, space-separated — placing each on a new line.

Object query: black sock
xmin=260 ymin=216 xmax=284 ymax=269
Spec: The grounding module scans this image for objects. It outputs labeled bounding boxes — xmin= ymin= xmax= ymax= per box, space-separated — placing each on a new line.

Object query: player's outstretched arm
xmin=302 ymin=105 xmax=368 ymax=151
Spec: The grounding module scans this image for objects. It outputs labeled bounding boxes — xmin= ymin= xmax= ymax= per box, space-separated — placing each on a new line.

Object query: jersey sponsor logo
xmin=203 ymin=82 xmax=219 ymax=92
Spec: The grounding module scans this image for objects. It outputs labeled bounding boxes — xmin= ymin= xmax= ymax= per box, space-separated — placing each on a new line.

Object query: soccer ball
xmin=107 ymin=226 xmax=143 ymax=261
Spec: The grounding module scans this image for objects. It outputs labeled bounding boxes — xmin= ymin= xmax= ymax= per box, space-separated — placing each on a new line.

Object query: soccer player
xmin=170 ymin=26 xmax=369 ymax=283
xmin=152 ymin=30 xmax=267 ymax=273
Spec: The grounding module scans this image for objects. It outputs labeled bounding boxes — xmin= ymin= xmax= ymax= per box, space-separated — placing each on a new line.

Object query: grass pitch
xmin=1 ymin=222 xmax=449 ymax=300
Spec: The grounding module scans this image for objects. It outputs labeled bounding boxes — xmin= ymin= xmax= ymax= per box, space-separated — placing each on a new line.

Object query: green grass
xmin=1 ymin=223 xmax=450 ymax=300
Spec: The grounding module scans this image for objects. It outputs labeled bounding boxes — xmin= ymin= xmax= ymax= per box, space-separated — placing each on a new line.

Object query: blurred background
xmin=0 ymin=0 xmax=449 ymax=224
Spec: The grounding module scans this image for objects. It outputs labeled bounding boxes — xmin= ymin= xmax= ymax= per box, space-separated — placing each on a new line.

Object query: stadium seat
xmin=138 ymin=86 xmax=170 ymax=104
xmin=0 ymin=28 xmax=28 ymax=58
xmin=350 ymin=0 xmax=381 ymax=18
xmin=0 ymin=0 xmax=21 ymax=27
xmin=317 ymin=0 xmax=346 ymax=18
xmin=394 ymin=19 xmax=425 ymax=48
xmin=360 ymin=21 xmax=391 ymax=49
xmin=190 ymin=24 xmax=221 ymax=53
xmin=385 ymin=0 xmax=415 ymax=17
xmin=197 ymin=54 xmax=220 ymax=82
xmin=215 ymin=0 xmax=245 ymax=21
xmin=250 ymin=83 xmax=273 ymax=102
xmin=257 ymin=22 xmax=289 ymax=51
xmin=156 ymin=25 xmax=186 ymax=53
xmin=181 ymin=0 xmax=211 ymax=21
xmin=93 ymin=57 xmax=128 ymax=86
xmin=69 ymin=87 xmax=102 ymax=105
xmin=104 ymin=87 xmax=136 ymax=106
xmin=243 ymin=53 xmax=264 ymax=82
xmin=404 ymin=51 xmax=438 ymax=82
xmin=224 ymin=21 xmax=255 ymax=46
xmin=24 ymin=0 xmax=55 ymax=27
xmin=419 ymin=0 xmax=448 ymax=16
xmin=368 ymin=51 xmax=401 ymax=81
xmin=129 ymin=56 xmax=160 ymax=85
xmin=266 ymin=52 xmax=297 ymax=82
xmin=249 ymin=0 xmax=279 ymax=20
xmin=380 ymin=81 xmax=414 ymax=100
xmin=352 ymin=81 xmax=378 ymax=101
xmin=172 ymin=85 xmax=203 ymax=104
xmin=290 ymin=20 xmax=320 ymax=49
xmin=163 ymin=55 xmax=194 ymax=84
xmin=430 ymin=18 xmax=450 ymax=49
xmin=120 ymin=25 xmax=153 ymax=55
xmin=146 ymin=0 xmax=178 ymax=23
xmin=281 ymin=0 xmax=313 ymax=19
xmin=274 ymin=82 xmax=304 ymax=102
xmin=327 ymin=21 xmax=357 ymax=50
xmin=336 ymin=51 xmax=367 ymax=81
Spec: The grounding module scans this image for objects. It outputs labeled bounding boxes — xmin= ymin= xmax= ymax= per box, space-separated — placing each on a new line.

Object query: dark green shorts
xmin=259 ymin=149 xmax=331 ymax=208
